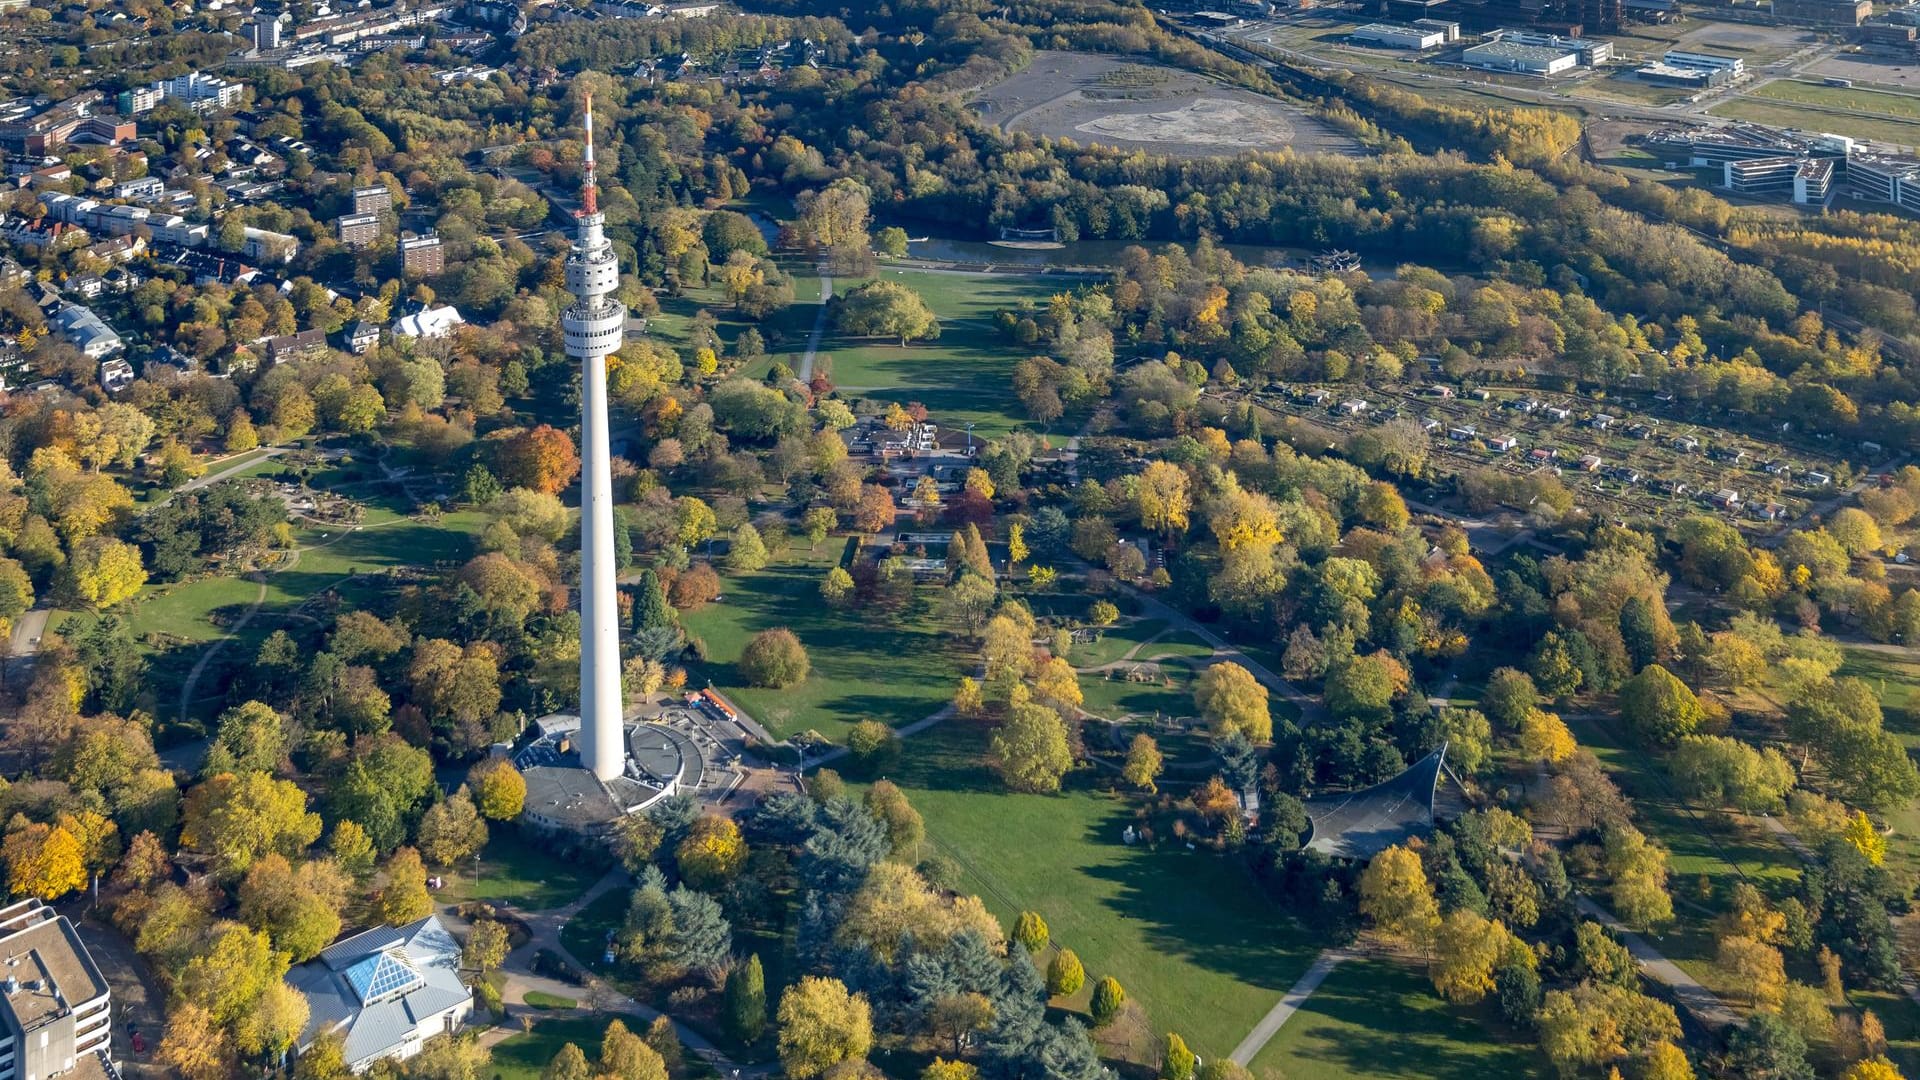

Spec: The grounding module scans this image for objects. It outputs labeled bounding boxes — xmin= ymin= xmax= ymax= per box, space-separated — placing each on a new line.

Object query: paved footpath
xmin=454 ymin=870 xmax=775 ymax=1076
xmin=1228 ymin=948 xmax=1352 ymax=1065
xmin=1574 ymin=896 xmax=1738 ymax=1029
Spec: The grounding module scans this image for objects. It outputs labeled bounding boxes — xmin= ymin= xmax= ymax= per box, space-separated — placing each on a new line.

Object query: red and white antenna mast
xmin=580 ymin=92 xmax=599 ymax=217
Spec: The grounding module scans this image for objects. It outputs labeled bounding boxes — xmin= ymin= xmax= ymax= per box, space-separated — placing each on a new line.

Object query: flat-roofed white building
xmin=0 ymin=899 xmax=113 ymax=1080
xmin=1351 ymin=22 xmax=1447 ymax=48
xmin=1663 ymin=49 xmax=1744 ymax=73
xmin=1462 ymin=39 xmax=1579 ymax=75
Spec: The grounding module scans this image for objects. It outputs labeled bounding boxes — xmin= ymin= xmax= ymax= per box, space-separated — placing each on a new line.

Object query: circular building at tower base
xmin=514 ymin=712 xmax=703 ymax=835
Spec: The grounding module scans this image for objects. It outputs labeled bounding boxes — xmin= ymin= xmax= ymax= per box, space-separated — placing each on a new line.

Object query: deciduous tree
xmin=777 ymin=977 xmax=872 ymax=1079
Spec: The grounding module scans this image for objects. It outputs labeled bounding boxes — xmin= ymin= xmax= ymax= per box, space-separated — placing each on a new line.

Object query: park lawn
xmin=876 ymin=720 xmax=1322 ymax=1064
xmin=1136 ymin=631 xmax=1214 ymax=662
xmin=430 ymin=831 xmax=606 ymax=912
xmin=524 ymin=991 xmax=579 ymax=1010
xmin=124 ymin=575 xmax=263 ymax=649
xmin=1841 ymin=647 xmax=1920 ymax=877
xmin=1850 ymin=989 xmax=1920 ymax=1078
xmin=1708 ymin=98 xmax=1920 ymax=150
xmin=1841 ymin=646 xmax=1920 ymax=715
xmin=1070 ymin=619 xmax=1168 ymax=669
xmin=561 ymin=888 xmax=628 ymax=976
xmin=679 ymin=547 xmax=968 ymax=742
xmin=644 ymin=273 xmax=819 ymax=373
xmin=1078 ymin=663 xmax=1198 ymax=723
xmin=1250 ymin=957 xmax=1548 ymax=1080
xmin=492 ymin=1014 xmax=629 ymax=1080
xmin=799 ymin=268 xmax=1064 ymax=438
xmin=1565 ymin=713 xmax=1802 ymax=1002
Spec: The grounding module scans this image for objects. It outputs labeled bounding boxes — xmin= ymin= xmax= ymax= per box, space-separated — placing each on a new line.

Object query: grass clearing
xmin=1251 ymin=957 xmax=1548 ymax=1079
xmin=1070 ymin=619 xmax=1167 ymax=669
xmin=523 ymin=991 xmax=579 ymax=1010
xmin=1564 ymin=713 xmax=1803 ymax=1001
xmin=679 ymin=546 xmax=969 ymax=741
xmin=492 ymin=1014 xmax=629 ymax=1080
xmin=562 ymin=888 xmax=629 ymax=975
xmin=873 ymin=720 xmax=1322 ymax=1063
xmin=1840 ymin=646 xmax=1920 ymax=878
xmin=1751 ymin=79 xmax=1920 ymax=121
xmin=1079 ymin=663 xmax=1197 ymax=722
xmin=1709 ymin=98 xmax=1920 ymax=150
xmin=779 ymin=268 xmax=1065 ymax=438
xmin=429 ymin=831 xmax=606 ymax=912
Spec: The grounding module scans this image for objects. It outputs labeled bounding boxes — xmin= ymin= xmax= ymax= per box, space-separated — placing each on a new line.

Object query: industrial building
xmin=1352 ymin=21 xmax=1450 ymax=47
xmin=1489 ymin=28 xmax=1612 ymax=63
xmin=1847 ymin=153 xmax=1920 ymax=211
xmin=1415 ymin=17 xmax=1464 ymax=37
xmin=1378 ymin=0 xmax=1621 ymax=34
xmin=1662 ymin=49 xmax=1744 ymax=74
xmin=0 ymin=900 xmax=114 ymax=1080
xmin=1773 ymin=0 xmax=1871 ymax=25
xmin=1635 ymin=61 xmax=1732 ymax=88
xmin=1723 ymin=155 xmax=1833 ymax=204
xmin=1462 ymin=38 xmax=1579 ymax=74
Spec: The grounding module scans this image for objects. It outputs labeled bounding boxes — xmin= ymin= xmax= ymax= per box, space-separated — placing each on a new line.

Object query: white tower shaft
xmin=562 ymin=90 xmax=628 ymax=782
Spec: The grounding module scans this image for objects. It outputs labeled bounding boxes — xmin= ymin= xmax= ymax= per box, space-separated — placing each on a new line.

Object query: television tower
xmin=562 ymin=90 xmax=627 ymax=781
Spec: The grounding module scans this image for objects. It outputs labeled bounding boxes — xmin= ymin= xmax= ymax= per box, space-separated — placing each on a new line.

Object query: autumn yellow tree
xmin=777 ymin=977 xmax=872 ymax=1079
xmin=1716 ymin=934 xmax=1786 ymax=1008
xmin=468 ymin=757 xmax=526 ymax=821
xmin=1844 ymin=809 xmax=1887 ymax=866
xmin=1194 ymin=661 xmax=1271 ymax=742
xmin=62 ymin=536 xmax=147 ymax=608
xmin=3 ymin=821 xmax=87 ymax=899
xmin=1430 ymin=909 xmax=1528 ymax=1004
xmin=1517 ymin=708 xmax=1576 ymax=763
xmin=1032 ymin=656 xmax=1082 ymax=713
xmin=1136 ymin=461 xmax=1192 ymax=539
xmin=159 ymin=1002 xmax=237 ymax=1080
xmin=1124 ymin=734 xmax=1163 ymax=793
xmin=677 ymin=815 xmax=747 ymax=889
xmin=1842 ymin=1058 xmax=1906 ymax=1080
xmin=1358 ymin=844 xmax=1439 ymax=945
xmin=1640 ymin=1041 xmax=1696 ymax=1080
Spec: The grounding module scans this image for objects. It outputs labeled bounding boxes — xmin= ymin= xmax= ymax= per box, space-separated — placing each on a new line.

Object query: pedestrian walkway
xmin=1228 ymin=948 xmax=1352 ymax=1065
xmin=1574 ymin=896 xmax=1738 ymax=1029
xmin=450 ymin=870 xmax=772 ymax=1075
xmin=1120 ymin=586 xmax=1321 ymax=720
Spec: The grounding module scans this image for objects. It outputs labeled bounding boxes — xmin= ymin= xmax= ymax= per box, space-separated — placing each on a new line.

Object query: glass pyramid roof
xmin=343 ymin=949 xmax=423 ymax=1004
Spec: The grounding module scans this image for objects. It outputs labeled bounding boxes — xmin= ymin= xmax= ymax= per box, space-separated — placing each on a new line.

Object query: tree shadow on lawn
xmin=1266 ymin=960 xmax=1547 ymax=1080
xmin=1072 ymin=798 xmax=1313 ymax=998
xmin=874 ymin=719 xmax=1008 ymax=795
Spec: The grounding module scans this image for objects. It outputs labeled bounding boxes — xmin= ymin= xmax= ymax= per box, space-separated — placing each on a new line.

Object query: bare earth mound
xmin=970 ymin=50 xmax=1367 ymax=160
xmin=1076 ymin=97 xmax=1298 ymax=148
